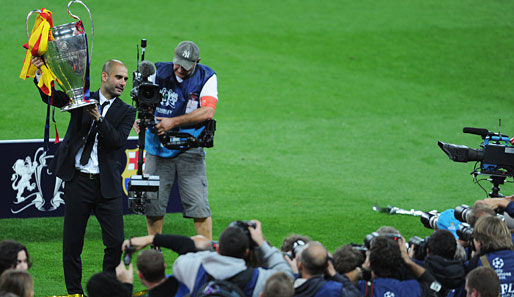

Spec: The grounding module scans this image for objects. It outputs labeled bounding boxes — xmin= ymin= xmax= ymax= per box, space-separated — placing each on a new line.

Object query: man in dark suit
xmin=32 ymin=57 xmax=136 ymax=296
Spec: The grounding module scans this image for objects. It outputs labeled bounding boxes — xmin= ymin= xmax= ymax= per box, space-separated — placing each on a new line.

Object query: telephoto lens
xmin=457 ymin=223 xmax=473 ymax=242
xmin=454 ymin=205 xmax=472 ymax=223
xmin=420 ymin=211 xmax=439 ymax=229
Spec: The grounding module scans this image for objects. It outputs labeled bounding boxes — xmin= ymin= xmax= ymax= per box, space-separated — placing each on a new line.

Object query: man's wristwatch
xmin=97 ymin=116 xmax=104 ymax=124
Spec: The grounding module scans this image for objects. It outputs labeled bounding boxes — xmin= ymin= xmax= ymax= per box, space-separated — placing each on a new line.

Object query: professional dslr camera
xmin=364 ymin=232 xmax=402 ymax=249
xmin=408 ymin=236 xmax=429 ymax=261
xmin=438 ymin=125 xmax=514 ymax=197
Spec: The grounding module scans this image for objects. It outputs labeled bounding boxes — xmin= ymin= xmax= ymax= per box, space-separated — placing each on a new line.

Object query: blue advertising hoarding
xmin=1 ymin=136 xmax=182 ymax=219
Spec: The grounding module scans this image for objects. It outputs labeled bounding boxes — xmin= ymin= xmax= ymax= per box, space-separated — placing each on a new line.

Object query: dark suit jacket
xmin=38 ymin=87 xmax=136 ymax=198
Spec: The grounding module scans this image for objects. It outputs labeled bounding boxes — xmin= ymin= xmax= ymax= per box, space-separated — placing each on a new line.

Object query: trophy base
xmin=60 ymin=99 xmax=99 ymax=112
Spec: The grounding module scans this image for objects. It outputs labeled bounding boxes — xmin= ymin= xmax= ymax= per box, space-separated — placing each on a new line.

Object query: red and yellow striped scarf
xmin=19 ymin=8 xmax=59 ymax=95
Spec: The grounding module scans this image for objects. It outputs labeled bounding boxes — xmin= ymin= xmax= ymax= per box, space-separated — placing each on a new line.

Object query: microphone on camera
xmin=138 ymin=60 xmax=156 ymax=81
xmin=463 ymin=127 xmax=492 ymax=138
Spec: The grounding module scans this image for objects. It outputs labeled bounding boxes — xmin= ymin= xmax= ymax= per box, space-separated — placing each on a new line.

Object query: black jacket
xmin=37 ymin=86 xmax=136 ymax=198
xmin=423 ymin=254 xmax=465 ymax=296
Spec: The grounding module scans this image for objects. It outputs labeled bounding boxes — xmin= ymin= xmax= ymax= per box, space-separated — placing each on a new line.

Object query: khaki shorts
xmin=144 ymin=149 xmax=211 ymax=218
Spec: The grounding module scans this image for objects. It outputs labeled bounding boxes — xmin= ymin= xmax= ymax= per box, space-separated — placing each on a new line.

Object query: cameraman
xmin=172 ymin=220 xmax=294 ymax=297
xmin=137 ymin=40 xmax=218 ymax=240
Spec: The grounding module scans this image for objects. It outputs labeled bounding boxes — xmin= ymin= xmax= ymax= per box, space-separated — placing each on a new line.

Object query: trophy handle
xmin=25 ymin=9 xmax=42 ymax=39
xmin=67 ymin=0 xmax=94 ymax=62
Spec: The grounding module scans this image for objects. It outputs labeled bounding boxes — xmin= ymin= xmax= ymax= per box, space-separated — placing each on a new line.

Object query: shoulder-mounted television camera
xmin=438 ymin=126 xmax=514 ymax=197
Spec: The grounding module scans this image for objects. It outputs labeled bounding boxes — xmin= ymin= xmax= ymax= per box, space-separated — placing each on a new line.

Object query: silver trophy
xmin=26 ymin=0 xmax=96 ymax=111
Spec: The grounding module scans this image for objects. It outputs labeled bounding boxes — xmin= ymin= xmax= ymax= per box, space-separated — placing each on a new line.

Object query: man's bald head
xmin=102 ymin=59 xmax=126 ymax=74
xmin=299 ymin=241 xmax=328 ymax=276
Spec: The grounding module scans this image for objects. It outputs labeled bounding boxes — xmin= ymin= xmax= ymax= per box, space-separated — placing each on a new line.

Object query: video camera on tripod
xmin=127 ymin=39 xmax=161 ymax=214
xmin=438 ymin=124 xmax=514 ymax=197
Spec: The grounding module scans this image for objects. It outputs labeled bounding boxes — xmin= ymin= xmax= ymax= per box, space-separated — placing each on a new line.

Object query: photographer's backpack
xmin=195 ymin=279 xmax=247 ymax=297
xmin=191 ymin=265 xmax=257 ymax=297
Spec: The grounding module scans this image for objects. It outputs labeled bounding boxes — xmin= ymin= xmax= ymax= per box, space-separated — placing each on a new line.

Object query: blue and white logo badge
xmin=492 ymin=257 xmax=504 ymax=269
xmin=10 ymin=147 xmax=64 ymax=213
xmin=384 ymin=292 xmax=395 ymax=297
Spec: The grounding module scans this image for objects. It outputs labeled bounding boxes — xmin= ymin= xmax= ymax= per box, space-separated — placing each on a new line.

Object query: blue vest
xmin=191 ymin=264 xmax=259 ymax=297
xmin=314 ymin=281 xmax=343 ymax=297
xmin=477 ymin=250 xmax=514 ymax=297
xmin=146 ymin=62 xmax=215 ymax=158
xmin=358 ymin=278 xmax=421 ymax=297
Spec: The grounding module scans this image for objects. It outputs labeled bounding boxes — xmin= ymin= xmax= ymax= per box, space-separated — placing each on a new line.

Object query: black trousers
xmin=62 ymin=172 xmax=124 ymax=294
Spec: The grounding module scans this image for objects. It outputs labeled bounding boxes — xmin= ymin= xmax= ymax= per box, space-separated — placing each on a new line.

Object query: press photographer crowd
xmin=1 ymin=195 xmax=514 ymax=297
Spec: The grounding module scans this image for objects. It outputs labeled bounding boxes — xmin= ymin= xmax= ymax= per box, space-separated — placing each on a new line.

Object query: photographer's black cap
xmin=173 ymin=41 xmax=200 ymax=71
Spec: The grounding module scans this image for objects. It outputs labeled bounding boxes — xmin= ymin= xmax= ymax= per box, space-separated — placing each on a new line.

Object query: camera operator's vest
xmin=146 ymin=62 xmax=216 ymax=158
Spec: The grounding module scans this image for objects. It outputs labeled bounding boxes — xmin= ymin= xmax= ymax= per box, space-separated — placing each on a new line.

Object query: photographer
xmin=137 ymin=40 xmax=218 ymax=240
xmin=280 ymin=234 xmax=311 ymax=276
xmin=120 ymin=234 xmax=214 ymax=296
xmin=135 ymin=249 xmax=189 ymax=297
xmin=332 ymin=245 xmax=365 ymax=283
xmin=357 ymin=236 xmax=443 ymax=297
xmin=421 ymin=230 xmax=466 ymax=296
xmin=293 ymin=241 xmax=361 ymax=297
xmin=172 ymin=220 xmax=294 ymax=297
xmin=465 ymin=215 xmax=514 ymax=297
xmin=475 ymin=195 xmax=514 ymax=227
xmin=86 ymin=262 xmax=133 ymax=297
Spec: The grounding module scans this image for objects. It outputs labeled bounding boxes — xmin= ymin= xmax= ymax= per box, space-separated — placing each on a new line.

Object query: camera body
xmin=408 ymin=236 xmax=429 ymax=260
xmin=438 ymin=127 xmax=514 ymax=197
xmin=364 ymin=232 xmax=402 ymax=249
xmin=123 ymin=245 xmax=136 ymax=265
xmin=131 ymin=77 xmax=161 ymax=109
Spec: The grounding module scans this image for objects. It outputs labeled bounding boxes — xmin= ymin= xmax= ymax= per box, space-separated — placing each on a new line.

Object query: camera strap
xmin=364 ymin=281 xmax=374 ymax=297
xmin=480 ymin=255 xmax=491 ymax=268
xmin=479 ymin=256 xmax=501 ymax=297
